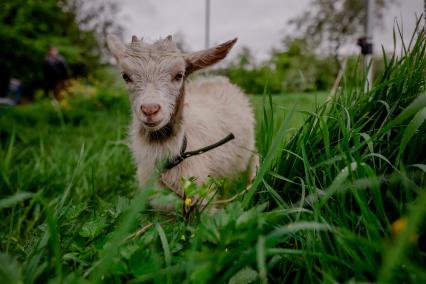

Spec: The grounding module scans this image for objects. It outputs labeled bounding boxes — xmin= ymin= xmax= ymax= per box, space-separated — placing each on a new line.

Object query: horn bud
xmin=131 ymin=35 xmax=141 ymax=48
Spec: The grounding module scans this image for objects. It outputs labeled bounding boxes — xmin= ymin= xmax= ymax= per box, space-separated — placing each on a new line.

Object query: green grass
xmin=0 ymin=86 xmax=325 ymax=283
xmin=251 ymin=92 xmax=329 ymax=130
xmin=0 ymin=25 xmax=425 ymax=283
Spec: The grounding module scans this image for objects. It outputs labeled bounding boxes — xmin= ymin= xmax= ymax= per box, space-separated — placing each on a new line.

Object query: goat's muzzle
xmin=141 ymin=104 xmax=161 ymax=117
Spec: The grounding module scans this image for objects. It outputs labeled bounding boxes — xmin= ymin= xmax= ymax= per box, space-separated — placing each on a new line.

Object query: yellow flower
xmin=391 ymin=218 xmax=407 ymax=237
xmin=391 ymin=217 xmax=418 ymax=243
xmin=185 ymin=198 xmax=192 ymax=207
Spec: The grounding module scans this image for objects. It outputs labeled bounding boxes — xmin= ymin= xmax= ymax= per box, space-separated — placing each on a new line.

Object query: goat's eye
xmin=174 ymin=72 xmax=184 ymax=81
xmin=122 ymin=73 xmax=132 ymax=83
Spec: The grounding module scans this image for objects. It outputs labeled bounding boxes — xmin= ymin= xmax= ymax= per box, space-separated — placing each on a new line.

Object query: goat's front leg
xmin=136 ymin=165 xmax=179 ymax=212
xmin=136 ymin=164 xmax=155 ymax=187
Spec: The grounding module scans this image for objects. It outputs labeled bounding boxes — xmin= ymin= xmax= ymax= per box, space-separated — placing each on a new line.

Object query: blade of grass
xmin=0 ymin=192 xmax=33 ymax=210
xmin=256 ymin=236 xmax=267 ymax=284
xmin=156 ymin=223 xmax=172 ymax=284
xmin=243 ymin=106 xmax=296 ymax=207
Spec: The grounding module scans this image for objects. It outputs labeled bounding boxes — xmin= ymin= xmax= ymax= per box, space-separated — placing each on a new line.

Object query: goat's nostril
xmin=141 ymin=104 xmax=161 ymax=116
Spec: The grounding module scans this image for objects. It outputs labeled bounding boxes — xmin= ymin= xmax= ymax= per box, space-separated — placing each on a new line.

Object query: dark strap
xmin=164 ymin=133 xmax=235 ymax=170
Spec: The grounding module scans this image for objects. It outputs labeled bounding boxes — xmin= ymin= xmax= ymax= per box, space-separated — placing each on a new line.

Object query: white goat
xmin=107 ymin=34 xmax=257 ymax=203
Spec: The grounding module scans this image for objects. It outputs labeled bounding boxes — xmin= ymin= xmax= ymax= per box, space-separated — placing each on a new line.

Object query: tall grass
xmin=258 ymin=20 xmax=426 ymax=283
xmin=0 ymin=23 xmax=425 ymax=283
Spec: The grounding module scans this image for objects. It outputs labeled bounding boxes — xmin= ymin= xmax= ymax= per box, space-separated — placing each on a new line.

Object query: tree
xmin=233 ymin=46 xmax=255 ymax=69
xmin=0 ymin=0 xmax=121 ymax=97
xmin=222 ymin=39 xmax=338 ymax=94
xmin=289 ymin=0 xmax=395 ymax=65
xmin=269 ymin=37 xmax=338 ymax=92
xmin=60 ymin=0 xmax=123 ymax=60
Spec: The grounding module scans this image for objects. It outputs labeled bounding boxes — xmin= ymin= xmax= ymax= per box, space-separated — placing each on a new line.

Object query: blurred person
xmin=0 ymin=79 xmax=22 ymax=106
xmin=43 ymin=45 xmax=69 ymax=99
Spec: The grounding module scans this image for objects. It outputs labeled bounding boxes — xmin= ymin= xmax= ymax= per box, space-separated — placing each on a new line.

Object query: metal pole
xmin=365 ymin=0 xmax=374 ymax=91
xmin=205 ymin=0 xmax=210 ymax=49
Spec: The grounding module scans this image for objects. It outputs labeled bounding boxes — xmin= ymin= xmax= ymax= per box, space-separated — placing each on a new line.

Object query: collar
xmin=164 ymin=133 xmax=235 ymax=170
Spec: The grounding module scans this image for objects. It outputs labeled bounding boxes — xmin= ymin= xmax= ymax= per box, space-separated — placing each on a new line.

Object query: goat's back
xmin=180 ymin=76 xmax=256 ymax=179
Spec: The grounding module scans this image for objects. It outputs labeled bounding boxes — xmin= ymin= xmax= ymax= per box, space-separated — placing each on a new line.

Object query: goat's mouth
xmin=142 ymin=121 xmax=161 ymax=128
xmin=144 ymin=122 xmax=160 ymax=128
xmin=140 ymin=118 xmax=166 ymax=130
xmin=138 ymin=112 xmax=169 ymax=131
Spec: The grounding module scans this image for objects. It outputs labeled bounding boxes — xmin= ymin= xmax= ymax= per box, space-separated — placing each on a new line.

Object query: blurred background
xmin=0 ymin=0 xmax=423 ymax=102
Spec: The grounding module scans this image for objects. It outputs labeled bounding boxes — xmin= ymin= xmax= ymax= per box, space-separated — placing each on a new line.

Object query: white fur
xmin=131 ymin=76 xmax=257 ymax=191
xmin=107 ymin=34 xmax=257 ymax=200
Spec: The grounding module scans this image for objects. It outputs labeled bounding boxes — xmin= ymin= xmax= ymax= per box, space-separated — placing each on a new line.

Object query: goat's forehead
xmin=119 ymin=55 xmax=185 ymax=74
xmin=124 ymin=39 xmax=180 ymax=57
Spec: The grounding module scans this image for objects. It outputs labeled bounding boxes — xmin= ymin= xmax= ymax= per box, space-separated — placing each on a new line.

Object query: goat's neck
xmin=134 ymin=117 xmax=185 ymax=159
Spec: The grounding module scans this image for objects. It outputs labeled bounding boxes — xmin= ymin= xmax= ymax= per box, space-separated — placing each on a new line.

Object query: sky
xmin=116 ymin=0 xmax=423 ymax=60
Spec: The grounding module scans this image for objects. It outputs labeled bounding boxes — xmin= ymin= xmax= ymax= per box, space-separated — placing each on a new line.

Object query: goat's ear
xmin=107 ymin=34 xmax=126 ymax=60
xmin=185 ymin=38 xmax=237 ymax=75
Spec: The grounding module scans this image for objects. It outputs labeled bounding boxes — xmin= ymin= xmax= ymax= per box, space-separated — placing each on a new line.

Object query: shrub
xmin=221 ymin=38 xmax=339 ymax=94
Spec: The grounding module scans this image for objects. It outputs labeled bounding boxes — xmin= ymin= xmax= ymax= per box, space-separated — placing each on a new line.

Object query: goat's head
xmin=107 ymin=34 xmax=237 ymax=134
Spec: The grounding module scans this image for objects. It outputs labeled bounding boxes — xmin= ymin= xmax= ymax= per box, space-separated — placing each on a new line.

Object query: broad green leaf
xmin=129 ymin=249 xmax=156 ymax=276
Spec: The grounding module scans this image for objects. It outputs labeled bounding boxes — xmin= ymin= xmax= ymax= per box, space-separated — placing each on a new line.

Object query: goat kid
xmin=107 ymin=34 xmax=257 ymax=208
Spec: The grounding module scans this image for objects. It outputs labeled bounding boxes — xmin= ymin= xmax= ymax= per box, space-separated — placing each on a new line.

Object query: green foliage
xmin=289 ymin=0 xmax=392 ymax=55
xmin=0 ymin=0 xmax=118 ymax=96
xmin=0 ymin=24 xmax=425 ymax=283
xmin=0 ymin=252 xmax=23 ymax=284
xmin=223 ymin=38 xmax=338 ymax=94
xmin=270 ymin=37 xmax=338 ymax=92
xmin=263 ymin=24 xmax=426 ymax=282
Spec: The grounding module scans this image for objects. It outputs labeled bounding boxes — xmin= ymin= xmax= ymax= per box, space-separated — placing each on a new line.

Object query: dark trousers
xmin=45 ymin=80 xmax=68 ymax=99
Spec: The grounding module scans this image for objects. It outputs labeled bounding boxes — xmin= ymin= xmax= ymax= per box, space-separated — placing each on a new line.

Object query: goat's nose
xmin=141 ymin=104 xmax=161 ymax=116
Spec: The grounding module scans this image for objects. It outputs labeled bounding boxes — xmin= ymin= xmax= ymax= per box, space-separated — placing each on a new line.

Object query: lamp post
xmin=358 ymin=0 xmax=374 ymax=91
xmin=365 ymin=0 xmax=374 ymax=90
xmin=205 ymin=0 xmax=210 ymax=49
